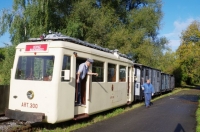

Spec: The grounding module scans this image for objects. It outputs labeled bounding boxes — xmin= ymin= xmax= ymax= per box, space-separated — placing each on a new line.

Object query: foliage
xmin=0 ymin=45 xmax=15 ymax=84
xmin=0 ymin=47 xmax=5 ymax=84
xmin=0 ymin=0 xmax=168 ymax=84
xmin=177 ymin=20 xmax=200 ymax=85
xmin=0 ymin=47 xmax=5 ymax=61
xmin=158 ymin=50 xmax=176 ymax=73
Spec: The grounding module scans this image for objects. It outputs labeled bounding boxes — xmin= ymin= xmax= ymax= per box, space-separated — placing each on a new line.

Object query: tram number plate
xmin=21 ymin=102 xmax=38 ymax=109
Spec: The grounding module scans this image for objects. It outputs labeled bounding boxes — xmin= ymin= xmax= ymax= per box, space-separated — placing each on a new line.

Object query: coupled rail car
xmin=134 ymin=63 xmax=161 ymax=100
xmin=133 ymin=64 xmax=175 ymax=101
xmin=5 ymin=32 xmax=175 ymax=124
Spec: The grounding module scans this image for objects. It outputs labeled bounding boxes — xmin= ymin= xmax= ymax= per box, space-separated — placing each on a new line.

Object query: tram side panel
xmin=143 ymin=66 xmax=150 ymax=83
xmin=170 ymin=75 xmax=175 ymax=90
xmin=88 ymin=82 xmax=128 ymax=114
xmin=161 ymin=73 xmax=170 ymax=92
xmin=161 ymin=73 xmax=165 ymax=92
xmin=146 ymin=67 xmax=162 ymax=95
xmin=166 ymin=74 xmax=170 ymax=91
xmin=134 ymin=66 xmax=142 ymax=101
xmin=65 ymin=48 xmax=134 ymax=116
xmin=134 ymin=65 xmax=160 ymax=100
xmin=139 ymin=66 xmax=149 ymax=100
xmin=151 ymin=69 xmax=161 ymax=95
xmin=128 ymin=67 xmax=134 ymax=103
xmin=137 ymin=66 xmax=151 ymax=100
xmin=56 ymin=49 xmax=76 ymax=123
xmin=87 ymin=59 xmax=132 ymax=115
xmin=172 ymin=75 xmax=175 ymax=90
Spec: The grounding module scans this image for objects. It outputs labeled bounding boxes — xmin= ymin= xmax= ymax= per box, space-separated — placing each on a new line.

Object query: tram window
xmin=119 ymin=65 xmax=126 ymax=82
xmin=92 ymin=60 xmax=104 ymax=82
xmin=145 ymin=69 xmax=149 ymax=76
xmin=108 ymin=63 xmax=116 ymax=82
xmin=61 ymin=55 xmax=71 ymax=81
xmin=15 ymin=56 xmax=54 ymax=81
xmin=141 ymin=70 xmax=143 ymax=77
xmin=134 ymin=68 xmax=136 ymax=76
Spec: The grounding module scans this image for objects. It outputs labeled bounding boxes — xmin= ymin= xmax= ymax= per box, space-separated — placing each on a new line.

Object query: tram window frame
xmin=157 ymin=71 xmax=160 ymax=82
xmin=119 ymin=65 xmax=126 ymax=82
xmin=145 ymin=69 xmax=149 ymax=76
xmin=92 ymin=60 xmax=104 ymax=82
xmin=141 ymin=69 xmax=143 ymax=77
xmin=134 ymin=68 xmax=136 ymax=76
xmin=15 ymin=56 xmax=54 ymax=81
xmin=61 ymin=55 xmax=71 ymax=82
xmin=157 ymin=71 xmax=159 ymax=78
xmin=107 ymin=63 xmax=116 ymax=82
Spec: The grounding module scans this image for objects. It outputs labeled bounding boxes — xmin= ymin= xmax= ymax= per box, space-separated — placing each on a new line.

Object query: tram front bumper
xmin=5 ymin=109 xmax=45 ymax=122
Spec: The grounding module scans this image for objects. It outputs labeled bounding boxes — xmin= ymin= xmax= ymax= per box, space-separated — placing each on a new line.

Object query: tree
xmin=177 ymin=20 xmax=200 ymax=84
xmin=0 ymin=0 xmax=167 ymax=84
xmin=0 ymin=47 xmax=5 ymax=84
xmin=0 ymin=47 xmax=5 ymax=61
xmin=0 ymin=45 xmax=15 ymax=84
xmin=0 ymin=0 xmax=74 ymax=84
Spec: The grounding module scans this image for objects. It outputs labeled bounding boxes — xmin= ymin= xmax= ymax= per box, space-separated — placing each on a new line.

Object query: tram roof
xmin=134 ymin=63 xmax=161 ymax=71
xmin=27 ymin=31 xmax=132 ymax=61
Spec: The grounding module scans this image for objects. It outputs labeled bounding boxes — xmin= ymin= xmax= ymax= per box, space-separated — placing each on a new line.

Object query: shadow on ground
xmin=174 ymin=123 xmax=186 ymax=132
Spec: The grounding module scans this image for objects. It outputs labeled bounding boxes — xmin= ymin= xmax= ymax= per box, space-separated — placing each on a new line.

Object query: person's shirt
xmin=78 ymin=62 xmax=88 ymax=80
xmin=142 ymin=83 xmax=155 ymax=93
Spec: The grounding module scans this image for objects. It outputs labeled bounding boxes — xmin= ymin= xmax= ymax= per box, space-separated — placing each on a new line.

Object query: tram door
xmin=134 ymin=68 xmax=141 ymax=94
xmin=75 ymin=58 xmax=87 ymax=105
xmin=127 ymin=67 xmax=130 ymax=94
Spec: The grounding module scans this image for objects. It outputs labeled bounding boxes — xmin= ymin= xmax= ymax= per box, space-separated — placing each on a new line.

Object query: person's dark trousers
xmin=77 ymin=80 xmax=82 ymax=105
xmin=144 ymin=93 xmax=151 ymax=107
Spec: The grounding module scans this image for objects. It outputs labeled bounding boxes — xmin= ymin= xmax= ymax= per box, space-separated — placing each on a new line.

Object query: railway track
xmin=0 ymin=114 xmax=13 ymax=124
xmin=0 ymin=114 xmax=36 ymax=132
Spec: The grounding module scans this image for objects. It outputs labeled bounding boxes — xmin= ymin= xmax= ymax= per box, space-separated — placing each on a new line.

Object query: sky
xmin=160 ymin=0 xmax=200 ymax=51
xmin=0 ymin=0 xmax=12 ymax=47
xmin=0 ymin=0 xmax=200 ymax=51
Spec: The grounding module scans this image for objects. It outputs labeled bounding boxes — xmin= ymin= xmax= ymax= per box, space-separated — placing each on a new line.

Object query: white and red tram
xmin=5 ymin=32 xmax=135 ymax=124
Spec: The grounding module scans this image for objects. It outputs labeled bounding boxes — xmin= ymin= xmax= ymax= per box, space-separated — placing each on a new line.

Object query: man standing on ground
xmin=76 ymin=58 xmax=98 ymax=106
xmin=142 ymin=79 xmax=155 ymax=108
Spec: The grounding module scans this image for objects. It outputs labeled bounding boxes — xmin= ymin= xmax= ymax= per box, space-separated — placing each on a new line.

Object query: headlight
xmin=27 ymin=91 xmax=34 ymax=99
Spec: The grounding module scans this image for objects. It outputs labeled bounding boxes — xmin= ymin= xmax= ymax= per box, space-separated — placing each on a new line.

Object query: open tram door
xmin=75 ymin=58 xmax=88 ymax=105
xmin=74 ymin=57 xmax=91 ymax=119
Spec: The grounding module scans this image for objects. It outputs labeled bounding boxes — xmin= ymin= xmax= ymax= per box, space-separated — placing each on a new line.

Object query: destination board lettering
xmin=25 ymin=44 xmax=48 ymax=52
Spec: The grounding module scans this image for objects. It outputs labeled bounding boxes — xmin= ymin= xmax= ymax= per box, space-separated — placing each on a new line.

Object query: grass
xmin=36 ymin=88 xmax=185 ymax=132
xmin=196 ymin=96 xmax=200 ymax=132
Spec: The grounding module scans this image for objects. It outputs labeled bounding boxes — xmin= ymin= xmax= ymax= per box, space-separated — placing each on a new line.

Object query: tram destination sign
xmin=25 ymin=44 xmax=48 ymax=52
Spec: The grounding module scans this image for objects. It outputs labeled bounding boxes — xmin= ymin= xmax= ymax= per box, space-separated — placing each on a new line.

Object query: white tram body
xmin=5 ymin=33 xmax=135 ymax=123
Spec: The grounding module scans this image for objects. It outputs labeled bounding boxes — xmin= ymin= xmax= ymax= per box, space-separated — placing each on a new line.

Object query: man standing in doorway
xmin=142 ymin=79 xmax=155 ymax=108
xmin=76 ymin=58 xmax=98 ymax=106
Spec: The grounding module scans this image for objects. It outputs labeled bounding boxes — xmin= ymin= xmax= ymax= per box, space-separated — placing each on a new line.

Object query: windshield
xmin=15 ymin=56 xmax=54 ymax=81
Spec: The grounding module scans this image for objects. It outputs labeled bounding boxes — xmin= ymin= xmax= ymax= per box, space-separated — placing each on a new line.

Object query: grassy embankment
xmin=37 ymin=88 xmax=184 ymax=132
xmin=196 ymin=94 xmax=200 ymax=132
